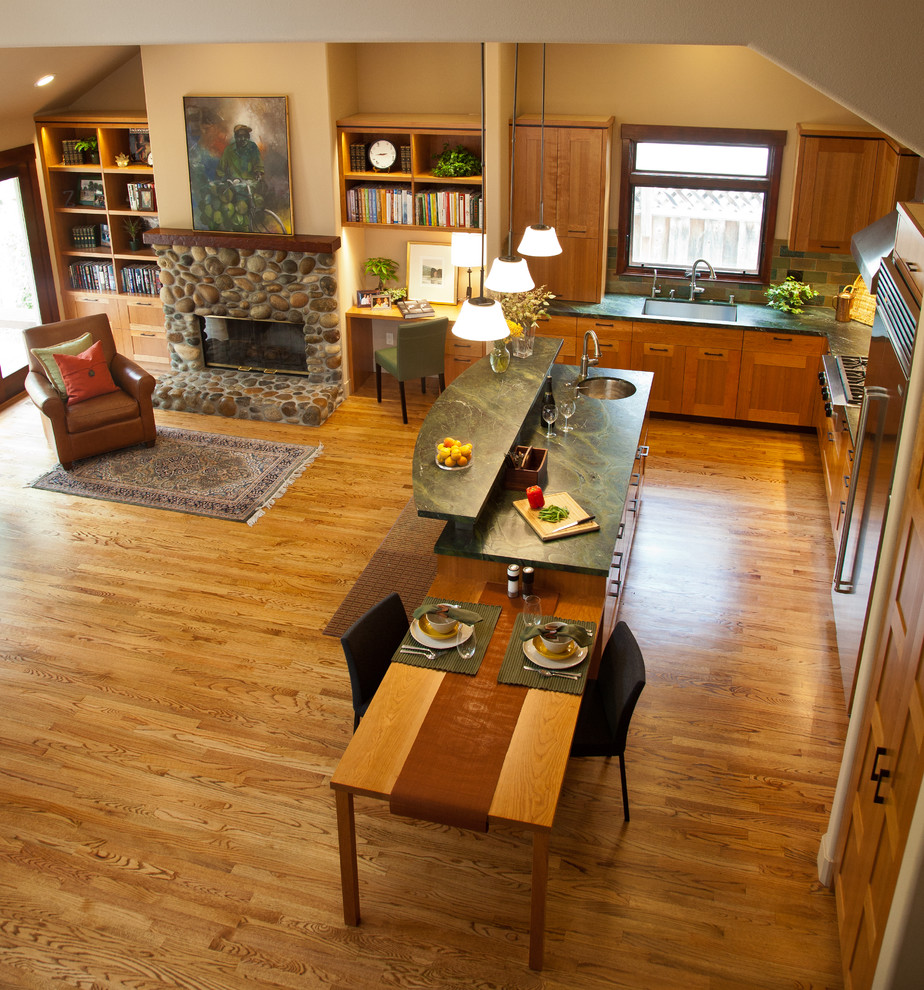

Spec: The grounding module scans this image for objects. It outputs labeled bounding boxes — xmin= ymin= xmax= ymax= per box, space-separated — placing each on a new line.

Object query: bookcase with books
xmin=34 ymin=111 xmax=167 ymax=367
xmin=337 ymin=114 xmax=483 ymax=231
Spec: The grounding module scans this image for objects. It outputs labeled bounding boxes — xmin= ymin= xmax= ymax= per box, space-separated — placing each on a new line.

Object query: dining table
xmin=329 ymin=572 xmax=603 ymax=970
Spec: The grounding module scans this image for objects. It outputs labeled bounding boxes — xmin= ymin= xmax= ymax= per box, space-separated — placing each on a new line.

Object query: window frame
xmin=616 ymin=124 xmax=787 ymax=286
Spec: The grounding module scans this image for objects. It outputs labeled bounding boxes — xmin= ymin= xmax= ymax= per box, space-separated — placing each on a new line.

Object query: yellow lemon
xmin=445 ymin=456 xmax=457 ymax=467
xmin=461 ymin=443 xmax=472 ymax=456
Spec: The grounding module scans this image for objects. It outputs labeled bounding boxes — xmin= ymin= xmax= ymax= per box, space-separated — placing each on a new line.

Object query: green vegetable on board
xmin=537 ymin=505 xmax=569 ymax=523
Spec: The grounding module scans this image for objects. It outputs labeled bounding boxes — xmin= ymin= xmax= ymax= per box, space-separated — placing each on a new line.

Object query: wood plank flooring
xmin=0 ymin=380 xmax=848 ymax=989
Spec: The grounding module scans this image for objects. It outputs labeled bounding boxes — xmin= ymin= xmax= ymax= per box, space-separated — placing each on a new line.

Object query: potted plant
xmin=123 ymin=216 xmax=146 ymax=251
xmin=432 ymin=143 xmax=482 ymax=178
xmin=363 ymin=256 xmax=400 ymax=291
xmin=765 ymin=276 xmax=819 ymax=314
xmin=496 ymin=285 xmax=556 ymax=357
xmin=74 ymin=136 xmax=99 ymax=165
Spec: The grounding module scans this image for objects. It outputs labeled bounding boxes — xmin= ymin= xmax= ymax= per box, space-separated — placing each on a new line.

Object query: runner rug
xmin=28 ymin=427 xmax=321 ymax=525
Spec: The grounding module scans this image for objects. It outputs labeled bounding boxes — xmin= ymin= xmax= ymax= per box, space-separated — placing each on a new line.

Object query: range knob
xmin=825 ymin=402 xmax=834 ymax=417
xmin=818 ymin=371 xmax=826 ymax=383
xmin=822 ymin=386 xmax=831 ymax=401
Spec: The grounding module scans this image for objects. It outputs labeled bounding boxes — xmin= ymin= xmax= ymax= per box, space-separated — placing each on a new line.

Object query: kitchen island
xmin=412 ymin=336 xmax=653 ymax=608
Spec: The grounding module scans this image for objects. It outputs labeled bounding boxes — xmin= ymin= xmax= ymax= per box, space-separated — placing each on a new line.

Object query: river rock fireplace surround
xmin=145 ymin=228 xmax=342 ymax=427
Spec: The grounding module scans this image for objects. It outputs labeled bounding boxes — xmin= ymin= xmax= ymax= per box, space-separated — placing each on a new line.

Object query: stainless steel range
xmin=820 ymin=353 xmax=867 ymax=410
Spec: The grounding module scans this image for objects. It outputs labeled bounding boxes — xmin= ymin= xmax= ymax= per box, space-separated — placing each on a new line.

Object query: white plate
xmin=410 ymin=618 xmax=475 ymax=649
xmin=523 ymin=637 xmax=589 ymax=669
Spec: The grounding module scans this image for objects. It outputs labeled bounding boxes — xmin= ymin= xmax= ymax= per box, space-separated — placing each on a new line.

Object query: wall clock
xmin=367 ymin=139 xmax=397 ymax=172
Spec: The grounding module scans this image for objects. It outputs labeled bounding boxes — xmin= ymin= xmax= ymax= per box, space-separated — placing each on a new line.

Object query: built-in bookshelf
xmin=337 ymin=114 xmax=483 ymax=232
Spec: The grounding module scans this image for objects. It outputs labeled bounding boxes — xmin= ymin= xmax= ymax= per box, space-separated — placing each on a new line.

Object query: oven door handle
xmin=833 ymin=386 xmax=889 ymax=593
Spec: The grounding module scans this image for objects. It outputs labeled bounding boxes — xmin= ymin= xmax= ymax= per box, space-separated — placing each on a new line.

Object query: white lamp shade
xmin=518 ymin=224 xmax=562 ymax=257
xmin=451 ymin=296 xmax=510 ymax=341
xmin=484 ymin=255 xmax=534 ymax=293
xmin=450 ymin=232 xmax=486 ymax=268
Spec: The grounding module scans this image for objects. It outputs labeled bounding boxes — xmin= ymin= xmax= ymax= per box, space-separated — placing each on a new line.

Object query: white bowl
xmin=538 ymin=623 xmax=572 ymax=655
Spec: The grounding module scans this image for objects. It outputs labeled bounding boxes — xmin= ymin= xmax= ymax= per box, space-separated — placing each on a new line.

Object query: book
xmin=397 ymin=298 xmax=436 ymax=319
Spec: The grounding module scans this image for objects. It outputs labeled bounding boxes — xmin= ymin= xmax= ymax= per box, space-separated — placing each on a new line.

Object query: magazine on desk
xmin=396 ymin=298 xmax=436 ymax=319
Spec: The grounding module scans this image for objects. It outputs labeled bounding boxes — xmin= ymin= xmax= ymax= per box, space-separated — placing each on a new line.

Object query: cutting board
xmin=513 ymin=491 xmax=600 ymax=541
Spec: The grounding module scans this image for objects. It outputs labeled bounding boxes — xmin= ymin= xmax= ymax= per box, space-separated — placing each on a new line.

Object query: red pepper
xmin=526 ymin=485 xmax=545 ymax=510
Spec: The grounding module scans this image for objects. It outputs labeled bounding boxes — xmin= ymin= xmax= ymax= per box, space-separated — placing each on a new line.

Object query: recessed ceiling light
xmin=35 ymin=74 xmax=55 ymax=88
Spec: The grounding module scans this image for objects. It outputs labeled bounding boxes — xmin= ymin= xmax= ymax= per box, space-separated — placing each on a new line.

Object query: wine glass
xmin=559 ymin=397 xmax=576 ymax=432
xmin=522 ymin=595 xmax=542 ymax=637
xmin=542 ymin=403 xmax=558 ymax=439
xmin=457 ymin=625 xmax=477 ymax=661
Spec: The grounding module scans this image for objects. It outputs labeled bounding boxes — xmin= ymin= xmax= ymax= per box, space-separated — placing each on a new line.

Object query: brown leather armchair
xmin=23 ymin=313 xmax=156 ymax=469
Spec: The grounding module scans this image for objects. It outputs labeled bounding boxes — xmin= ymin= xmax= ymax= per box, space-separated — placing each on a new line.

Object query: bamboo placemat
xmin=497 ymin=613 xmax=596 ymax=694
xmin=392 ymin=597 xmax=501 ymax=675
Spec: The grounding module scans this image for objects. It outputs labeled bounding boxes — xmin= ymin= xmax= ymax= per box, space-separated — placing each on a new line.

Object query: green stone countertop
xmin=412 ymin=336 xmax=562 ymax=527
xmin=423 ymin=359 xmax=653 ymax=579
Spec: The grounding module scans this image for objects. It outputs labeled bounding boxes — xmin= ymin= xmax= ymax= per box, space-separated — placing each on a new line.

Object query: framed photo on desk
xmin=407 ymin=241 xmax=455 ymax=304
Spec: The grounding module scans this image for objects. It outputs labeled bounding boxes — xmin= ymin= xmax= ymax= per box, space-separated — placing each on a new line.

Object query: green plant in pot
xmin=765 ymin=276 xmax=819 ymax=314
xmin=363 ymin=256 xmax=408 ymax=302
xmin=74 ymin=136 xmax=99 ymax=164
xmin=432 ymin=143 xmax=482 ymax=178
xmin=123 ymin=216 xmax=146 ymax=251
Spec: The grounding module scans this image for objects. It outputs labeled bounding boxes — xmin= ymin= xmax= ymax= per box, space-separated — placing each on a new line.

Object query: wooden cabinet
xmin=835 ymin=395 xmax=924 ymax=990
xmin=121 ymin=298 xmax=168 ymax=367
xmin=681 ymin=328 xmax=743 ymax=419
xmin=35 ymin=112 xmax=164 ymax=362
xmin=814 ymin=365 xmax=854 ymax=539
xmin=581 ymin=317 xmax=632 ymax=371
xmin=512 ymin=116 xmax=613 ymax=303
xmin=736 ymin=330 xmax=826 ymax=427
xmin=534 ymin=314 xmax=577 ymax=364
xmin=336 ymin=114 xmax=482 ymax=232
xmin=789 ymin=124 xmax=919 ymax=254
xmin=894 ymin=201 xmax=924 ymax=307
xmin=629 ymin=326 xmax=687 ymax=415
xmin=444 ymin=337 xmax=484 ymax=384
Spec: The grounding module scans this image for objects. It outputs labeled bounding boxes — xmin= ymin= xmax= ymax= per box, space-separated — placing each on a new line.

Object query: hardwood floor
xmin=0 ymin=382 xmax=848 ymax=989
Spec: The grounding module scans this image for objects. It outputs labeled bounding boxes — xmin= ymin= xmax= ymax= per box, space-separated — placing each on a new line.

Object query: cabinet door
xmin=584 ymin=318 xmax=632 ymax=371
xmin=444 ymin=338 xmax=483 ymax=384
xmin=630 ymin=337 xmax=685 ymax=414
xmin=121 ymin=298 xmax=168 ymax=366
xmin=894 ymin=203 xmax=924 ymax=306
xmin=682 ymin=344 xmax=741 ymax=418
xmin=736 ymin=331 xmax=825 ymax=427
xmin=790 ymin=136 xmax=880 ymax=253
xmin=555 ymin=127 xmax=605 ymax=238
xmin=535 ymin=314 xmax=577 ymax=364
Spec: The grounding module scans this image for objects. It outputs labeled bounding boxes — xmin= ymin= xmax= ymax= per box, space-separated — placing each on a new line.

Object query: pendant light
xmin=485 ymin=44 xmax=534 ymax=293
xmin=450 ymin=232 xmax=485 ymax=299
xmin=518 ymin=44 xmax=562 ymax=258
xmin=453 ymin=44 xmax=510 ymax=342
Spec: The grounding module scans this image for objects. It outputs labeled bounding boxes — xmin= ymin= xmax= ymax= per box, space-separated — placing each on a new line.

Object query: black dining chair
xmin=340 ymin=592 xmax=409 ymax=731
xmin=570 ymin=620 xmax=647 ymax=821
xmin=374 ymin=317 xmax=448 ymax=424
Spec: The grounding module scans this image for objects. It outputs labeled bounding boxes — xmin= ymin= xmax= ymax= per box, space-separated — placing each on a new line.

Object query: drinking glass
xmin=457 ymin=626 xmax=477 ymax=661
xmin=542 ymin=403 xmax=558 ymax=438
xmin=522 ymin=595 xmax=542 ymax=636
xmin=559 ymin=397 xmax=576 ymax=432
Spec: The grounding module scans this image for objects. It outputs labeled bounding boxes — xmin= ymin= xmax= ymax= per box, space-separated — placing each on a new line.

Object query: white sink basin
xmin=642 ymin=297 xmax=738 ymax=322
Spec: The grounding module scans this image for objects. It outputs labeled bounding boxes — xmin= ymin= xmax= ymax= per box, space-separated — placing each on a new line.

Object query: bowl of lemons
xmin=436 ymin=436 xmax=473 ymax=471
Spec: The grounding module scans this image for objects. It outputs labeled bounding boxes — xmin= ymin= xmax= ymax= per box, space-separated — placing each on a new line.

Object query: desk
xmin=330 ymin=574 xmax=598 ymax=970
xmin=345 ymin=302 xmax=463 ymax=390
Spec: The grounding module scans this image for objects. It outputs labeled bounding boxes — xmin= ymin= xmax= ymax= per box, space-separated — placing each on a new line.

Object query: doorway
xmin=0 ymin=144 xmax=57 ymax=402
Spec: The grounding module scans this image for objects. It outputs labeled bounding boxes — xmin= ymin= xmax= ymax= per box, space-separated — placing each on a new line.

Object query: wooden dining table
xmin=329 ymin=573 xmax=603 ymax=970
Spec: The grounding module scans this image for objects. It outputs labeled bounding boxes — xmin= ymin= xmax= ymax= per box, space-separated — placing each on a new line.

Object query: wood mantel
xmin=143 ymin=227 xmax=341 ymax=254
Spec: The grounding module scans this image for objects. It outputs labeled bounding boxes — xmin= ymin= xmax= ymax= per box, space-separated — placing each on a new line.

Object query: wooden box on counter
xmin=504 ymin=446 xmax=548 ymax=490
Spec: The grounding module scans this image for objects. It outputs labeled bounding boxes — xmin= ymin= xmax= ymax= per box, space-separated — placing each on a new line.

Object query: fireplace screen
xmin=201 ymin=316 xmax=308 ymax=375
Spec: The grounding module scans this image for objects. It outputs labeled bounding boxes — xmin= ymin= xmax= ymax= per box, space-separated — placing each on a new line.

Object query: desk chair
xmin=570 ymin=621 xmax=647 ymax=821
xmin=374 ymin=317 xmax=448 ymax=423
xmin=340 ymin=592 xmax=409 ymax=731
xmin=23 ymin=313 xmax=156 ymax=469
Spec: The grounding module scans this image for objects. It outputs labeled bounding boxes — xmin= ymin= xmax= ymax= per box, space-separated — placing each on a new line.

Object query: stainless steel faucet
xmin=687 ymin=258 xmax=716 ymax=299
xmin=650 ymin=268 xmax=660 ymax=298
xmin=579 ymin=328 xmax=600 ymax=380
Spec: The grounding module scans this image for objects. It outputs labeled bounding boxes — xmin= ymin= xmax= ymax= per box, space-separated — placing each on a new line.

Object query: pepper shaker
xmin=521 ymin=566 xmax=535 ymax=597
xmin=507 ymin=564 xmax=521 ymax=598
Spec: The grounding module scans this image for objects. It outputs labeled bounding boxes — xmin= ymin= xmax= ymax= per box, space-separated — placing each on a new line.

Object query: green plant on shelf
xmin=363 ymin=256 xmax=400 ymax=290
xmin=432 ymin=143 xmax=481 ymax=178
xmin=74 ymin=136 xmax=99 ymax=163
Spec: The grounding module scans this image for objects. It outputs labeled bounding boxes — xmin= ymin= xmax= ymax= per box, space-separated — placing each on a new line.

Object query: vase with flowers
xmin=496 ymin=285 xmax=556 ymax=358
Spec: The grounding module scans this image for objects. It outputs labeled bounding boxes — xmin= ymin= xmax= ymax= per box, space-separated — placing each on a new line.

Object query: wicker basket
xmin=847 ymin=275 xmax=877 ymax=326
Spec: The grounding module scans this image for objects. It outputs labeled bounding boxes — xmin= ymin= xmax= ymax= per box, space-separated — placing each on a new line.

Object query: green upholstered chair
xmin=374 ymin=317 xmax=448 ymax=424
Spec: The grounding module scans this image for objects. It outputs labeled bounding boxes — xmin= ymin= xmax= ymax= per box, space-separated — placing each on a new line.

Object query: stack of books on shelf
xmin=400 ymin=145 xmax=412 ymax=172
xmin=68 ymin=260 xmax=116 ymax=293
xmin=126 ymin=181 xmax=156 ymax=211
xmin=414 ymin=188 xmax=483 ymax=229
xmin=349 ymin=143 xmax=366 ymax=171
xmin=70 ymin=225 xmax=98 ymax=248
xmin=61 ymin=140 xmax=83 ymax=165
xmin=121 ymin=264 xmax=162 ymax=296
xmin=345 ymin=184 xmax=414 ymax=224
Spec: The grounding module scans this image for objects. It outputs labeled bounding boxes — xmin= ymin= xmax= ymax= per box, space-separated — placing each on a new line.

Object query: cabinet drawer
xmin=123 ymin=299 xmax=164 ymax=329
xmin=130 ymin=326 xmax=168 ymax=363
xmin=742 ymin=330 xmax=826 ymax=356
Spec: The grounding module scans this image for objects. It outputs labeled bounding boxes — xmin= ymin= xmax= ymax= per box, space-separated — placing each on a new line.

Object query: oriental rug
xmin=29 ymin=427 xmax=321 ymax=525
xmin=322 ymin=498 xmax=446 ymax=637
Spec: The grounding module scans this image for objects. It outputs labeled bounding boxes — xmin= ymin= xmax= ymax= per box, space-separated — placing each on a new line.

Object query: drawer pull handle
xmin=873 ymin=769 xmax=890 ymax=804
xmin=772 ymin=336 xmax=794 ymax=342
xmin=871 ymin=746 xmax=888 ymax=782
xmin=704 ymin=351 xmax=724 ymax=357
xmin=649 ymin=346 xmax=669 ymax=353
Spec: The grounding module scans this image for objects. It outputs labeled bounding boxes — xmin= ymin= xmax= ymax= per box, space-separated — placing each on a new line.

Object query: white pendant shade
xmin=484 ymin=255 xmax=534 ymax=293
xmin=518 ymin=224 xmax=562 ymax=257
xmin=451 ymin=296 xmax=509 ymax=341
xmin=450 ymin=232 xmax=486 ymax=268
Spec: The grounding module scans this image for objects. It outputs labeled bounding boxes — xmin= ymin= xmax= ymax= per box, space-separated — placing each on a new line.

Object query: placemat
xmin=392 ymin=597 xmax=501 ymax=675
xmin=497 ymin=613 xmax=596 ymax=694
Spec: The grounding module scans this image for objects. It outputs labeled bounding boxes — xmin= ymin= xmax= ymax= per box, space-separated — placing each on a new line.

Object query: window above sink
xmin=617 ymin=124 xmax=787 ymax=286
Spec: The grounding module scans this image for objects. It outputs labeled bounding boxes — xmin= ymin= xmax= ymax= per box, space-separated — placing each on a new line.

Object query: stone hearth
xmin=145 ymin=228 xmax=342 ymax=427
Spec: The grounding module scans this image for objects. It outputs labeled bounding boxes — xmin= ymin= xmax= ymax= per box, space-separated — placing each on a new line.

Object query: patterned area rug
xmin=29 ymin=427 xmax=321 ymax=525
xmin=322 ymin=498 xmax=446 ymax=637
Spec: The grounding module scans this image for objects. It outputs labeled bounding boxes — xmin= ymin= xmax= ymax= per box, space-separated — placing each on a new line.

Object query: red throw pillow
xmin=53 ymin=340 xmax=120 ymax=404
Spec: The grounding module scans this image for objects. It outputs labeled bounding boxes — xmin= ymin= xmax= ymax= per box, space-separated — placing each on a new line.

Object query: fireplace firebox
xmin=201 ymin=315 xmax=309 ymax=375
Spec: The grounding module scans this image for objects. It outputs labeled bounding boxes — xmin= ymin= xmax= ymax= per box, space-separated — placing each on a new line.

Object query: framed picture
xmin=78 ymin=178 xmax=105 ymax=208
xmin=183 ymin=95 xmax=293 ymax=235
xmin=128 ymin=128 xmax=151 ymax=164
xmin=370 ymin=293 xmax=393 ymax=310
xmin=406 ymin=241 xmax=456 ymax=304
xmin=356 ymin=289 xmax=376 ymax=308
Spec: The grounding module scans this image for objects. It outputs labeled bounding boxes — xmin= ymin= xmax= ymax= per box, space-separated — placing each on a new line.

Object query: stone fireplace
xmin=146 ymin=228 xmax=343 ymax=427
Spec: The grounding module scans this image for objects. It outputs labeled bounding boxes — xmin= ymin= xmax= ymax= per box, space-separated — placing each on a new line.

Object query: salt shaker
xmin=507 ymin=563 xmax=521 ymax=598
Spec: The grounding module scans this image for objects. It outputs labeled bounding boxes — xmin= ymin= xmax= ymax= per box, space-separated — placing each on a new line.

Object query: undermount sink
xmin=578 ymin=377 xmax=637 ymax=400
xmin=641 ymin=297 xmax=738 ymax=322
